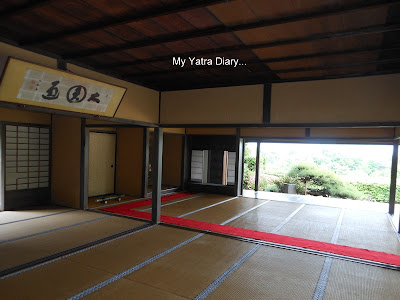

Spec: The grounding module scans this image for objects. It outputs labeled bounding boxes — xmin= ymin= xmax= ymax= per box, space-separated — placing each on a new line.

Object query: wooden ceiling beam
xmin=62 ymin=0 xmax=400 ymax=59
xmin=157 ymin=69 xmax=400 ymax=91
xmin=0 ymin=0 xmax=57 ymax=19
xmin=273 ymin=57 xmax=400 ymax=74
xmin=124 ymin=57 xmax=400 ymax=80
xmin=100 ymin=23 xmax=400 ymax=73
xmin=121 ymin=46 xmax=400 ymax=78
xmin=20 ymin=0 xmax=233 ymax=46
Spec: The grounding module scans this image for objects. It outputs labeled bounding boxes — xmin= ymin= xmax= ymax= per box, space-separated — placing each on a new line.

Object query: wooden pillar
xmin=152 ymin=127 xmax=163 ymax=223
xmin=234 ymin=128 xmax=243 ymax=196
xmin=141 ymin=128 xmax=149 ymax=198
xmin=0 ymin=124 xmax=4 ymax=211
xmin=255 ymin=141 xmax=260 ymax=191
xmin=389 ymin=140 xmax=398 ymax=215
xmin=80 ymin=119 xmax=89 ymax=210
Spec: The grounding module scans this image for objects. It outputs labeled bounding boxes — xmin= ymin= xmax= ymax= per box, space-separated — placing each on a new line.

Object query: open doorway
xmin=244 ymin=142 xmax=395 ymax=212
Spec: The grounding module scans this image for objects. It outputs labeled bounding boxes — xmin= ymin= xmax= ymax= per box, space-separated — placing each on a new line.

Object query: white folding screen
xmin=5 ymin=125 xmax=50 ymax=191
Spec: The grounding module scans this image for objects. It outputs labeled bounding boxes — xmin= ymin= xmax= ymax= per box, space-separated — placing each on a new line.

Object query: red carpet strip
xmin=103 ymin=208 xmax=400 ymax=267
xmin=100 ymin=192 xmax=194 ymax=212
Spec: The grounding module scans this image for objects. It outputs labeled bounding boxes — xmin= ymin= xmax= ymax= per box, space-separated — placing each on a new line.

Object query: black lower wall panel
xmin=5 ymin=188 xmax=50 ymax=210
xmin=184 ymin=182 xmax=236 ymax=196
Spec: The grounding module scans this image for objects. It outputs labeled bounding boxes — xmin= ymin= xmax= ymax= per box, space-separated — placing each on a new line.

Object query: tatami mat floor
xmin=1 ymin=194 xmax=399 ymax=299
xmin=88 ymin=195 xmax=141 ymax=209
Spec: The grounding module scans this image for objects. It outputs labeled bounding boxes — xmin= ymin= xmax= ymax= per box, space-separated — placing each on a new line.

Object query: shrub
xmin=270 ymin=175 xmax=306 ymax=194
xmin=263 ymin=184 xmax=280 ymax=193
xmin=355 ymin=182 xmax=400 ymax=203
xmin=288 ymin=163 xmax=364 ymax=199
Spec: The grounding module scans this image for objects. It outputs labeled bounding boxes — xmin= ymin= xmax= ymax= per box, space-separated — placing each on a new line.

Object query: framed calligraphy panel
xmin=0 ymin=57 xmax=127 ymax=117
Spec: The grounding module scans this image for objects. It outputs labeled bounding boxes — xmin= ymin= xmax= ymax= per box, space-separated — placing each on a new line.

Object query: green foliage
xmin=355 ymin=182 xmax=400 ymax=203
xmin=288 ymin=163 xmax=364 ymax=199
xmin=243 ymin=144 xmax=256 ymax=189
xmin=262 ymin=184 xmax=280 ymax=193
xmin=257 ymin=146 xmax=392 ymax=180
xmin=270 ymin=175 xmax=306 ymax=195
xmin=242 ymin=143 xmax=397 ymax=203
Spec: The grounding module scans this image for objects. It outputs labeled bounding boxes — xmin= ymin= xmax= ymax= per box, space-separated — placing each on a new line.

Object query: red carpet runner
xmin=101 ymin=206 xmax=400 ymax=268
xmin=100 ymin=192 xmax=195 ymax=212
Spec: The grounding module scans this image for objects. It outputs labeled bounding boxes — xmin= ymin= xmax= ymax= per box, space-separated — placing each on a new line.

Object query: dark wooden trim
xmin=159 ymin=69 xmax=400 ymax=91
xmin=113 ymin=131 xmax=118 ymax=195
xmin=261 ymin=45 xmax=400 ymax=64
xmin=49 ymin=115 xmax=53 ymax=200
xmin=0 ymin=121 xmax=50 ymax=127
xmin=158 ymin=92 xmax=162 ymax=124
xmin=140 ymin=57 xmax=400 ymax=83
xmin=182 ymin=132 xmax=191 ymax=190
xmin=273 ymin=58 xmax=400 ymax=74
xmin=244 ymin=137 xmax=393 ymax=141
xmin=0 ymin=124 xmax=4 ymax=211
xmin=21 ymin=0 xmax=232 ymax=46
xmin=152 ymin=127 xmax=163 ymax=223
xmin=243 ymin=137 xmax=393 ymax=146
xmin=85 ymin=124 xmax=144 ymax=128
xmin=88 ymin=129 xmax=116 ymax=134
xmin=241 ymin=138 xmax=245 ymax=195
xmin=65 ymin=0 xmax=400 ymax=59
xmin=255 ymin=142 xmax=260 ymax=192
xmin=389 ymin=140 xmax=398 ymax=214
xmin=263 ymin=84 xmax=272 ymax=124
xmin=180 ymin=133 xmax=186 ymax=190
xmin=122 ymin=54 xmax=400 ymax=78
xmin=80 ymin=119 xmax=89 ymax=210
xmin=142 ymin=128 xmax=149 ymax=198
xmin=161 ymin=121 xmax=400 ymax=128
xmin=0 ymin=101 xmax=158 ymax=128
xmin=0 ymin=0 xmax=55 ymax=19
xmin=234 ymin=129 xmax=243 ymax=196
xmin=57 ymin=58 xmax=67 ymax=71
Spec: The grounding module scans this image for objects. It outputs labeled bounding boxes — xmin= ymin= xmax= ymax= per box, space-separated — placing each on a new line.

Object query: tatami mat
xmin=341 ymin=209 xmax=393 ymax=231
xmin=246 ymin=200 xmax=303 ymax=217
xmin=0 ymin=226 xmax=197 ymax=299
xmin=291 ymin=204 xmax=342 ymax=224
xmin=0 ymin=216 xmax=145 ymax=271
xmin=0 ymin=210 xmax=102 ymax=242
xmin=0 ymin=206 xmax=72 ymax=224
xmin=2 ymin=194 xmax=400 ymax=300
xmin=278 ymin=218 xmax=337 ymax=242
xmin=226 ymin=200 xmax=302 ymax=232
xmin=66 ymin=226 xmax=197 ymax=274
xmin=126 ymin=235 xmax=254 ymax=299
xmin=337 ymin=225 xmax=400 ymax=255
xmin=184 ymin=197 xmax=266 ymax=224
xmin=155 ymin=194 xmax=233 ymax=217
xmin=206 ymin=246 xmax=325 ymax=300
xmin=227 ymin=213 xmax=286 ymax=232
xmin=84 ymin=278 xmax=188 ymax=300
xmin=88 ymin=195 xmax=140 ymax=209
xmin=324 ymin=259 xmax=400 ymax=300
xmin=0 ymin=259 xmax=114 ymax=300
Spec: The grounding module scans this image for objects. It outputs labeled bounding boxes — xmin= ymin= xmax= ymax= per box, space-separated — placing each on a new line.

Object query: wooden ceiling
xmin=0 ymin=0 xmax=399 ymax=91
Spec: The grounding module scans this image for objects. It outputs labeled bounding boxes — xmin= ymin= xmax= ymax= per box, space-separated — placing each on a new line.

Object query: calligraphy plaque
xmin=0 ymin=58 xmax=126 ymax=117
